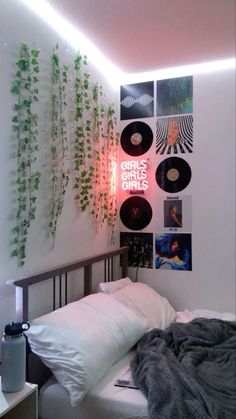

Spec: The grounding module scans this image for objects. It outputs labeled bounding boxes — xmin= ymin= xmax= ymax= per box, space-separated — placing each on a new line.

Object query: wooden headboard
xmin=8 ymin=246 xmax=129 ymax=322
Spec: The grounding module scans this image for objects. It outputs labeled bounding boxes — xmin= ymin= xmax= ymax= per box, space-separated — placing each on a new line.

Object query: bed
xmin=9 ymin=247 xmax=236 ymax=419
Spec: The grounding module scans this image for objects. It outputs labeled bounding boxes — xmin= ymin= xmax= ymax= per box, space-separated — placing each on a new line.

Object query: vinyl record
xmin=121 ymin=121 xmax=153 ymax=156
xmin=156 ymin=157 xmax=191 ymax=193
xmin=120 ymin=196 xmax=152 ymax=230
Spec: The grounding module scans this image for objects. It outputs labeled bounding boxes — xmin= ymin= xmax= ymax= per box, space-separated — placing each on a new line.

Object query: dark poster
xmin=120 ymin=232 xmax=153 ymax=268
xmin=120 ymin=81 xmax=154 ymax=120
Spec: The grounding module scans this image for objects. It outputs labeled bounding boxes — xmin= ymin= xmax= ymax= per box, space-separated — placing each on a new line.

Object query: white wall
xmin=119 ymin=68 xmax=235 ymax=312
xmin=0 ymin=0 xmax=119 ymax=357
xmin=0 ymin=2 xmax=235 ymax=368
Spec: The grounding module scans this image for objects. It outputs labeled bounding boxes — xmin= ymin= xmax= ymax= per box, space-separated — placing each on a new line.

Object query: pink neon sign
xmin=121 ymin=159 xmax=148 ymax=191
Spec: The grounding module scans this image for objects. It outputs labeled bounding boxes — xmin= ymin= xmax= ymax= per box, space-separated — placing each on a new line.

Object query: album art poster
xmin=120 ymin=232 xmax=153 ymax=268
xmin=156 ymin=76 xmax=193 ymax=117
xmin=155 ymin=233 xmax=192 ymax=271
xmin=164 ymin=200 xmax=182 ymax=228
xmin=120 ymin=81 xmax=154 ymax=120
xmin=156 ymin=115 xmax=193 ymax=154
xmin=163 ymin=195 xmax=192 ymax=231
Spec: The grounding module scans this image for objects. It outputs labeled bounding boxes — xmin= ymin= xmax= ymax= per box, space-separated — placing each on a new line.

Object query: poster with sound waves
xmin=120 ymin=81 xmax=154 ymax=120
xmin=156 ymin=76 xmax=193 ymax=116
xmin=156 ymin=115 xmax=193 ymax=154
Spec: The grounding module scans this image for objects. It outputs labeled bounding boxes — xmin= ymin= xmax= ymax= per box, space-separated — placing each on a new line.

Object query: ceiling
xmin=48 ymin=0 xmax=236 ymax=74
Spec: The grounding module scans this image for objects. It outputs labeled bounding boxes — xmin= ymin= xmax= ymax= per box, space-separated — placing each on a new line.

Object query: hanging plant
xmin=49 ymin=45 xmax=69 ymax=243
xmin=105 ymin=104 xmax=119 ymax=243
xmin=90 ymin=82 xmax=106 ymax=225
xmin=10 ymin=43 xmax=41 ymax=266
xmin=73 ymin=51 xmax=94 ymax=212
xmin=90 ymin=84 xmax=119 ymax=241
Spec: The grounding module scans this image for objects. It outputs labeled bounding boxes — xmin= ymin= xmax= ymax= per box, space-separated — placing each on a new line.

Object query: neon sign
xmin=121 ymin=159 xmax=148 ymax=191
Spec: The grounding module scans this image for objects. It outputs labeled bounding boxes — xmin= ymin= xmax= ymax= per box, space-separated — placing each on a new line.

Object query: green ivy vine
xmin=90 ymin=82 xmax=106 ymax=224
xmin=10 ymin=43 xmax=119 ymax=262
xmin=73 ymin=51 xmax=94 ymax=212
xmin=106 ymin=104 xmax=119 ymax=242
xmin=90 ymin=83 xmax=119 ymax=241
xmin=10 ymin=43 xmax=41 ymax=266
xmin=49 ymin=45 xmax=69 ymax=243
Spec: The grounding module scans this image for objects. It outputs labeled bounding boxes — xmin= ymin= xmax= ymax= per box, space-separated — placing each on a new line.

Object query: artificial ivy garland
xmin=105 ymin=104 xmax=119 ymax=242
xmin=73 ymin=51 xmax=94 ymax=212
xmin=49 ymin=45 xmax=69 ymax=243
xmin=10 ymin=43 xmax=119 ymax=265
xmin=90 ymin=82 xmax=107 ymax=225
xmin=91 ymin=83 xmax=119 ymax=240
xmin=10 ymin=43 xmax=41 ymax=266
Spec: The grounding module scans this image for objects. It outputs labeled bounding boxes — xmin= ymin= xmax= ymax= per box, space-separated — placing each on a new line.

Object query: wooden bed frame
xmin=8 ymin=246 xmax=129 ymax=387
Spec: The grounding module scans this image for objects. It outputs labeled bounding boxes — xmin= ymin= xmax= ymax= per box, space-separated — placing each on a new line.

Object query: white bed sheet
xmin=39 ymin=350 xmax=148 ymax=419
xmin=39 ymin=308 xmax=235 ymax=419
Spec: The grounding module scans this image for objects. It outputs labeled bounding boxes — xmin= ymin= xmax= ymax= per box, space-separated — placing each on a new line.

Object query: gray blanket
xmin=130 ymin=318 xmax=236 ymax=419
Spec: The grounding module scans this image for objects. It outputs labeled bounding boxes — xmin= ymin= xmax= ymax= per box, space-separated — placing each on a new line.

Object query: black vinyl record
xmin=121 ymin=121 xmax=153 ymax=156
xmin=120 ymin=196 xmax=152 ymax=230
xmin=156 ymin=157 xmax=191 ymax=193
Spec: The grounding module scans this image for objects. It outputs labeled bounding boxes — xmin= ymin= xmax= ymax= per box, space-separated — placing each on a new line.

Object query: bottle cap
xmin=4 ymin=322 xmax=30 ymax=336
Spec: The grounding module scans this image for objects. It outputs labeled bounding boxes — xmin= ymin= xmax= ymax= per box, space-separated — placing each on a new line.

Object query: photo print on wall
xmin=120 ymin=232 xmax=153 ymax=268
xmin=164 ymin=199 xmax=182 ymax=228
xmin=155 ymin=195 xmax=192 ymax=232
xmin=155 ymin=233 xmax=192 ymax=271
xmin=156 ymin=76 xmax=193 ymax=116
xmin=156 ymin=114 xmax=193 ymax=154
xmin=163 ymin=195 xmax=192 ymax=231
xmin=120 ymin=81 xmax=154 ymax=120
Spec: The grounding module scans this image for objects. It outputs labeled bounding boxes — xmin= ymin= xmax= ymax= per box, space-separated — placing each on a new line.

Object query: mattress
xmin=39 ymin=309 xmax=235 ymax=419
xmin=39 ymin=350 xmax=148 ymax=419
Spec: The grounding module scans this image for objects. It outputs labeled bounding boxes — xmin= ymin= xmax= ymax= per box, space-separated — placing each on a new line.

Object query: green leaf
xmin=16 ymin=59 xmax=29 ymax=71
xmin=31 ymin=49 xmax=40 ymax=57
xmin=10 ymin=249 xmax=18 ymax=257
xmin=11 ymin=85 xmax=20 ymax=95
xmin=23 ymin=99 xmax=31 ymax=108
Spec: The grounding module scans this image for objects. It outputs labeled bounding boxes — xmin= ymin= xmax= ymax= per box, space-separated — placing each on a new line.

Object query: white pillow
xmin=111 ymin=282 xmax=176 ymax=331
xmin=26 ymin=293 xmax=148 ymax=406
xmin=97 ymin=276 xmax=132 ymax=293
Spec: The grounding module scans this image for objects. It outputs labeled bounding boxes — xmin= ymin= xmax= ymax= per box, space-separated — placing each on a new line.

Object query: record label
xmin=156 ymin=157 xmax=191 ymax=193
xmin=167 ymin=168 xmax=179 ymax=182
xmin=120 ymin=196 xmax=152 ymax=231
xmin=121 ymin=121 xmax=153 ymax=156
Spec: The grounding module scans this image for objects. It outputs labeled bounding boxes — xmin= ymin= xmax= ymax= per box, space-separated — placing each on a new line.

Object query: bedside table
xmin=0 ymin=377 xmax=38 ymax=418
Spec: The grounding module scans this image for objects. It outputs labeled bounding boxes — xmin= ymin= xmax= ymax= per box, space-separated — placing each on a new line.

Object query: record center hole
xmin=131 ymin=132 xmax=142 ymax=145
xmin=167 ymin=168 xmax=179 ymax=182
